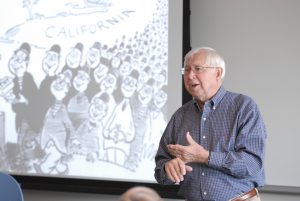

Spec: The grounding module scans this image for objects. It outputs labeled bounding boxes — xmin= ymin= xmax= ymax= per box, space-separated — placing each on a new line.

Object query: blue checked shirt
xmin=154 ymin=86 xmax=267 ymax=201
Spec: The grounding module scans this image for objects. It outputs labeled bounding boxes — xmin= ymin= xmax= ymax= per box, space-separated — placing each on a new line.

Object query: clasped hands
xmin=165 ymin=131 xmax=209 ymax=184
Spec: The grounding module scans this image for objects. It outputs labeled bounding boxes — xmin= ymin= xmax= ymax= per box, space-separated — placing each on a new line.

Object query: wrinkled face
xmin=121 ymin=76 xmax=137 ymax=98
xmin=66 ymin=48 xmax=82 ymax=69
xmin=73 ymin=71 xmax=90 ymax=92
xmin=8 ymin=50 xmax=28 ymax=77
xmin=183 ymin=51 xmax=221 ymax=102
xmin=42 ymin=51 xmax=59 ymax=76
xmin=86 ymin=47 xmax=100 ymax=69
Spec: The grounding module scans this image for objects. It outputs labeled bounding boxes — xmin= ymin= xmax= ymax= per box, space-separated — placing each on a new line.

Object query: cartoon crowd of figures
xmin=0 ymin=5 xmax=169 ymax=174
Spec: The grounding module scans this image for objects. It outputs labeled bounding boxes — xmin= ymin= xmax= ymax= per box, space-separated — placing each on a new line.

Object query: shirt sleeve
xmin=208 ymin=99 xmax=267 ymax=179
xmin=154 ymin=114 xmax=177 ymax=185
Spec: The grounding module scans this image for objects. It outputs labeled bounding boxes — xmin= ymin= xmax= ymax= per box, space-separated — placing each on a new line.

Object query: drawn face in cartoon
xmin=131 ymin=58 xmax=139 ymax=70
xmin=93 ymin=64 xmax=108 ymax=83
xmin=100 ymin=73 xmax=117 ymax=94
xmin=154 ymin=89 xmax=167 ymax=109
xmin=138 ymin=83 xmax=153 ymax=105
xmin=137 ymin=70 xmax=150 ymax=89
xmin=50 ymin=73 xmax=70 ymax=101
xmin=154 ymin=70 xmax=167 ymax=88
xmin=42 ymin=50 xmax=60 ymax=76
xmin=73 ymin=70 xmax=90 ymax=92
xmin=119 ymin=60 xmax=132 ymax=77
xmin=152 ymin=62 xmax=162 ymax=75
xmin=106 ymin=49 xmax=113 ymax=60
xmin=66 ymin=48 xmax=82 ymax=69
xmin=139 ymin=56 xmax=148 ymax=68
xmin=89 ymin=97 xmax=108 ymax=123
xmin=8 ymin=50 xmax=28 ymax=77
xmin=121 ymin=76 xmax=137 ymax=98
xmin=111 ymin=53 xmax=121 ymax=68
xmin=86 ymin=47 xmax=100 ymax=69
xmin=101 ymin=48 xmax=108 ymax=59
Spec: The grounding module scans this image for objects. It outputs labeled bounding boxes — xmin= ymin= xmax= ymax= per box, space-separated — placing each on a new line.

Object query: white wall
xmin=190 ymin=0 xmax=300 ymax=191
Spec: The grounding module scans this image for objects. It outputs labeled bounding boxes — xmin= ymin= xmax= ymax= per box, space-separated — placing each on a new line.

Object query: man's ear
xmin=216 ymin=67 xmax=223 ymax=80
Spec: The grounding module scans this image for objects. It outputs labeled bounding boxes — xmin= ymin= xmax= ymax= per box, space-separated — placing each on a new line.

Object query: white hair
xmin=184 ymin=47 xmax=226 ymax=79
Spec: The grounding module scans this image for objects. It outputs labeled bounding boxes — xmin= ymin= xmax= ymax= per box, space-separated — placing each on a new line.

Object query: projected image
xmin=0 ymin=0 xmax=168 ymax=182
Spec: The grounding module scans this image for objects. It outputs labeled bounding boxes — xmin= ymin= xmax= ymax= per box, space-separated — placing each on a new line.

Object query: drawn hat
xmin=74 ymin=42 xmax=83 ymax=52
xmin=49 ymin=44 xmax=61 ymax=54
xmin=92 ymin=42 xmax=101 ymax=50
xmin=19 ymin=42 xmax=31 ymax=55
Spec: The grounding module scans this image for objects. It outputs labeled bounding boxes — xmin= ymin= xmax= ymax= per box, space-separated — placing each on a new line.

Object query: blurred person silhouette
xmin=119 ymin=186 xmax=163 ymax=201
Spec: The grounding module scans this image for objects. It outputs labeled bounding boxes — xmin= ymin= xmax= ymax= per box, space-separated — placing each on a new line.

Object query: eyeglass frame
xmin=180 ymin=65 xmax=219 ymax=75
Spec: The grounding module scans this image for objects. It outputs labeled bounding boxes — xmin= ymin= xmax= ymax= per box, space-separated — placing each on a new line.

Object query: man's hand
xmin=165 ymin=132 xmax=209 ymax=183
xmin=164 ymin=157 xmax=193 ymax=184
xmin=167 ymin=132 xmax=209 ymax=164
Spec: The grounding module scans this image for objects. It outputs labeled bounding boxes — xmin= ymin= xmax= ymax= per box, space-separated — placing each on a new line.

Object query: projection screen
xmin=0 ymin=0 xmax=183 ymax=185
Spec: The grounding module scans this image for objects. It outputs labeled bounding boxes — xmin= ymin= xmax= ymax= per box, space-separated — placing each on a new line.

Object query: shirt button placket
xmin=201 ymin=112 xmax=208 ymax=199
xmin=201 ymin=116 xmax=207 ymax=147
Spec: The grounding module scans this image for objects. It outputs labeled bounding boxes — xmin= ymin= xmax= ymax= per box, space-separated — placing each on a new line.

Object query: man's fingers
xmin=186 ymin=131 xmax=196 ymax=145
xmin=185 ymin=165 xmax=193 ymax=172
xmin=165 ymin=158 xmax=188 ymax=184
xmin=167 ymin=144 xmax=182 ymax=158
xmin=177 ymin=159 xmax=186 ymax=176
xmin=166 ymin=163 xmax=181 ymax=183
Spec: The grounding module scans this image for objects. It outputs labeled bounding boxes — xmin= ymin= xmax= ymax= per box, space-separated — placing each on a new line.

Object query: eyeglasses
xmin=180 ymin=66 xmax=218 ymax=75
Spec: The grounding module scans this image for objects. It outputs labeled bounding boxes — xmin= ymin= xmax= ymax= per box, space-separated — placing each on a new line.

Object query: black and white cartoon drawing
xmin=103 ymin=70 xmax=138 ymax=166
xmin=0 ymin=0 xmax=169 ymax=182
xmin=35 ymin=70 xmax=74 ymax=174
xmin=8 ymin=42 xmax=40 ymax=147
xmin=37 ymin=44 xmax=62 ymax=130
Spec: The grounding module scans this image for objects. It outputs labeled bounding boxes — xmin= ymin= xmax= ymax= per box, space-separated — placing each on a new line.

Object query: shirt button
xmin=213 ymin=106 xmax=216 ymax=110
xmin=201 ymin=172 xmax=205 ymax=176
xmin=202 ymin=136 xmax=206 ymax=139
xmin=203 ymin=191 xmax=207 ymax=195
xmin=203 ymin=117 xmax=206 ymax=121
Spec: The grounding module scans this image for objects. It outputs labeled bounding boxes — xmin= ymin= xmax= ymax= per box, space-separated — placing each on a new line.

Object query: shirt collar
xmin=193 ymin=86 xmax=227 ymax=110
xmin=210 ymin=86 xmax=226 ymax=109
